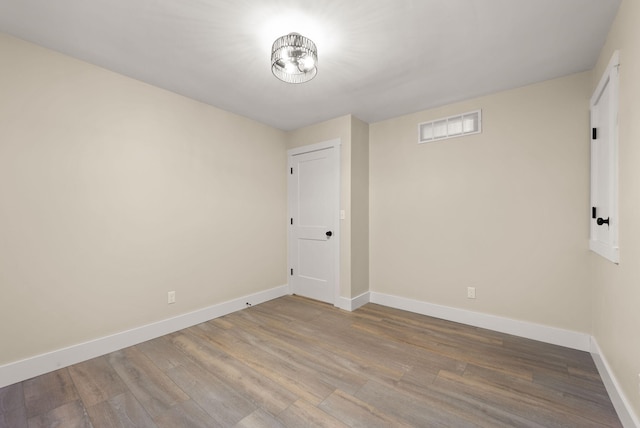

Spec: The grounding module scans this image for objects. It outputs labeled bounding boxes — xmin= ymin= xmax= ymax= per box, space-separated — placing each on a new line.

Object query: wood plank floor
xmin=0 ymin=295 xmax=622 ymax=427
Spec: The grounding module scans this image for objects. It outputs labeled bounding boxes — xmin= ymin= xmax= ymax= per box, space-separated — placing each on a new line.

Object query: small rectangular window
xmin=418 ymin=110 xmax=481 ymax=144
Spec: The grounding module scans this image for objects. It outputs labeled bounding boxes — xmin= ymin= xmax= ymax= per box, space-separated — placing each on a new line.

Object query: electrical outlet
xmin=467 ymin=287 xmax=476 ymax=299
xmin=168 ymin=291 xmax=176 ymax=304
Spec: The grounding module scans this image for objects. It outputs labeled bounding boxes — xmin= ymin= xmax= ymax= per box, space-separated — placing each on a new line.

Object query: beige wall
xmin=350 ymin=116 xmax=370 ymax=297
xmin=0 ymin=34 xmax=287 ymax=365
xmin=591 ymin=0 xmax=640 ymax=419
xmin=370 ymin=72 xmax=592 ymax=333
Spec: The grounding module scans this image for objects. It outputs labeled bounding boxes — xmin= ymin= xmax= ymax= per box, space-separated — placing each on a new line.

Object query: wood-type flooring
xmin=0 ymin=295 xmax=622 ymax=427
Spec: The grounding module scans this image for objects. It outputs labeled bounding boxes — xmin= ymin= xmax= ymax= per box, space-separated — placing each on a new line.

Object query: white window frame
xmin=418 ymin=110 xmax=482 ymax=144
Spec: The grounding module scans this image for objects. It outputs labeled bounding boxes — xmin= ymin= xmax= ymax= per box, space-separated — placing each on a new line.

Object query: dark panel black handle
xmin=597 ymin=217 xmax=610 ymax=226
xmin=326 ymin=231 xmax=333 ymax=237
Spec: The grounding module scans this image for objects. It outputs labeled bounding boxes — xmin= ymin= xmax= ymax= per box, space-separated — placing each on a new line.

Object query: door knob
xmin=326 ymin=231 xmax=333 ymax=237
xmin=596 ymin=217 xmax=610 ymax=226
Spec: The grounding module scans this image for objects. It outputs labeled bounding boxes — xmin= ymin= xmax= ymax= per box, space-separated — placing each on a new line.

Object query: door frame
xmin=287 ymin=138 xmax=341 ymax=305
xmin=589 ymin=50 xmax=619 ymax=263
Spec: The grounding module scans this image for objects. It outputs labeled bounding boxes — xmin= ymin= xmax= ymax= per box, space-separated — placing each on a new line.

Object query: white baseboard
xmin=369 ymin=292 xmax=591 ymax=351
xmin=351 ymin=292 xmax=370 ymax=310
xmin=591 ymin=339 xmax=640 ymax=428
xmin=335 ymin=291 xmax=370 ymax=311
xmin=368 ymin=292 xmax=637 ymax=426
xmin=0 ymin=284 xmax=289 ymax=389
xmin=5 ymin=287 xmax=635 ymax=427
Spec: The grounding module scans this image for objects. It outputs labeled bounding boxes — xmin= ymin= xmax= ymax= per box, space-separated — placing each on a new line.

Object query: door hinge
xmin=290 ymin=167 xmax=293 ymax=174
xmin=290 ymin=218 xmax=293 ymax=225
xmin=592 ymin=128 xmax=597 ymax=140
xmin=592 ymin=207 xmax=597 ymax=219
xmin=290 ymin=268 xmax=293 ymax=276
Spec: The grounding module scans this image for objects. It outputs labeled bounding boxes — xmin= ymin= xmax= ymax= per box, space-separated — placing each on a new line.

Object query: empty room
xmin=1 ymin=0 xmax=639 ymax=427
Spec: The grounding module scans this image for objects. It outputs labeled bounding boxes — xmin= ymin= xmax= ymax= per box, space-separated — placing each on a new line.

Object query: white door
xmin=288 ymin=142 xmax=339 ymax=304
xmin=590 ymin=51 xmax=619 ymax=263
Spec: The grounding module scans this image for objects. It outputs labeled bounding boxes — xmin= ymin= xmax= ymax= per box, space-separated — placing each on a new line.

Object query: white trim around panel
xmin=589 ymin=50 xmax=620 ymax=264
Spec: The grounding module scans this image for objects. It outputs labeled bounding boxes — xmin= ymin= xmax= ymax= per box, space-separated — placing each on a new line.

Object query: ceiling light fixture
xmin=271 ymin=33 xmax=317 ymax=84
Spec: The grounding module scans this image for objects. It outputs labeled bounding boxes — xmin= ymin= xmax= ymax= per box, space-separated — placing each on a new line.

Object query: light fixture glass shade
xmin=271 ymin=33 xmax=317 ymax=84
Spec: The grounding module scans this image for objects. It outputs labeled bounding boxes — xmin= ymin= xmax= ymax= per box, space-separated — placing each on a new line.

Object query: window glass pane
xmin=463 ymin=113 xmax=479 ymax=133
xmin=447 ymin=116 xmax=463 ymax=135
xmin=420 ymin=123 xmax=433 ymax=141
xmin=433 ymin=120 xmax=447 ymax=138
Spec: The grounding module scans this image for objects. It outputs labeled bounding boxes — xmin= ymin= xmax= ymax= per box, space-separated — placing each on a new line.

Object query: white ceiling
xmin=0 ymin=0 xmax=620 ymax=131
